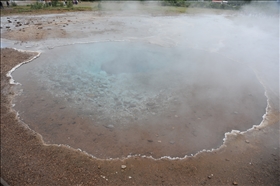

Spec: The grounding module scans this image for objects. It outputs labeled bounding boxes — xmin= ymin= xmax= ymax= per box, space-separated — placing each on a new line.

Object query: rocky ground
xmin=1 ymin=3 xmax=279 ymax=186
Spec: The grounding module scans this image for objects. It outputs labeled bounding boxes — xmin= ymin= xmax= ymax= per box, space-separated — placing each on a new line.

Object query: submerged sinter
xmin=12 ymin=42 xmax=267 ymax=158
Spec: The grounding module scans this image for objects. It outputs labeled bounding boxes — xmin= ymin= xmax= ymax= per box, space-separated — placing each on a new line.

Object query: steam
xmin=10 ymin=1 xmax=279 ymax=159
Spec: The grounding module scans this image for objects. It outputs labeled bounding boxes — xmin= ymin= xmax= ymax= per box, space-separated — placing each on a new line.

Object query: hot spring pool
xmin=12 ymin=42 xmax=267 ymax=158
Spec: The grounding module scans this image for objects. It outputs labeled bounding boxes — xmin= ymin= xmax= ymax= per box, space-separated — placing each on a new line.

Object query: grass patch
xmin=0 ymin=1 xmax=242 ymax=16
xmin=0 ymin=3 xmax=92 ymax=16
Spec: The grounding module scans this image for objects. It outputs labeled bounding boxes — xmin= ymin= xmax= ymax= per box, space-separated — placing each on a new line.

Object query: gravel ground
xmin=1 ymin=4 xmax=279 ymax=185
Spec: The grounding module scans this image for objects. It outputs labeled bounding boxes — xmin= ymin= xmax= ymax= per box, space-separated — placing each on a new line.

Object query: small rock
xmin=169 ymin=140 xmax=175 ymax=144
xmin=121 ymin=165 xmax=126 ymax=169
xmin=233 ymin=181 xmax=238 ymax=185
xmin=174 ymin=115 xmax=178 ymax=118
xmin=128 ymin=176 xmax=132 ymax=179
xmin=245 ymin=140 xmax=250 ymax=143
xmin=106 ymin=124 xmax=114 ymax=129
xmin=38 ymin=26 xmax=43 ymax=29
xmin=98 ymin=165 xmax=101 ymax=169
xmin=208 ymin=174 xmax=213 ymax=179
xmin=147 ymin=139 xmax=153 ymax=143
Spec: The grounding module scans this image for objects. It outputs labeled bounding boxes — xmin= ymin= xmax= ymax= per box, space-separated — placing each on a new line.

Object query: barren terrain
xmin=1 ymin=2 xmax=279 ymax=185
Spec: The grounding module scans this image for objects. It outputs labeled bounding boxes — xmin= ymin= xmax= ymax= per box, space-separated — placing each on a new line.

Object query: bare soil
xmin=1 ymin=6 xmax=279 ymax=185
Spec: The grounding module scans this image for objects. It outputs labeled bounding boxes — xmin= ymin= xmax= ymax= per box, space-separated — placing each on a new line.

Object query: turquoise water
xmin=15 ymin=42 xmax=197 ymax=124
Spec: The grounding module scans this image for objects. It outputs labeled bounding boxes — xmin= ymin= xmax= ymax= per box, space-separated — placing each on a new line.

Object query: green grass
xmin=0 ymin=3 xmax=93 ymax=16
xmin=0 ymin=1 xmax=239 ymax=16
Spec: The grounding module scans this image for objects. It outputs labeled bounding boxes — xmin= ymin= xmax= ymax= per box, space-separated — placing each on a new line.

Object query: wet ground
xmin=1 ymin=2 xmax=279 ymax=185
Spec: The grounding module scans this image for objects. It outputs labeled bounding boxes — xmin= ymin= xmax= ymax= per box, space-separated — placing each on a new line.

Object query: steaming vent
xmin=12 ymin=42 xmax=267 ymax=159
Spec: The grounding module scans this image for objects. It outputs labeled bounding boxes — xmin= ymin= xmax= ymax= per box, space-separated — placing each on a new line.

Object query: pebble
xmin=147 ymin=139 xmax=153 ymax=143
xmin=121 ymin=165 xmax=126 ymax=169
xmin=169 ymin=140 xmax=175 ymax=144
xmin=245 ymin=140 xmax=250 ymax=143
xmin=107 ymin=124 xmax=114 ymax=129
xmin=208 ymin=174 xmax=213 ymax=179
xmin=233 ymin=181 xmax=238 ymax=185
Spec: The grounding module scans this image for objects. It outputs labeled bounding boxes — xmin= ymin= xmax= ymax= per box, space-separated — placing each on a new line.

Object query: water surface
xmin=12 ymin=42 xmax=267 ymax=158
